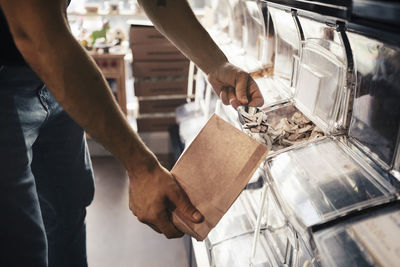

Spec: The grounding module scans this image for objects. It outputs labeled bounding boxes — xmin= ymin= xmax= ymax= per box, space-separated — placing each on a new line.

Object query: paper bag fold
xmin=171 ymin=114 xmax=268 ymax=241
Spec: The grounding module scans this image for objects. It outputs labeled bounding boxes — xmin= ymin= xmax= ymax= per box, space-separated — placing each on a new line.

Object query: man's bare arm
xmin=138 ymin=0 xmax=264 ymax=108
xmin=0 ymin=0 xmax=203 ymax=238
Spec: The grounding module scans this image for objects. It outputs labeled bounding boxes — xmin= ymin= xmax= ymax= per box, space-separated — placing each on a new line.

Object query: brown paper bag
xmin=171 ymin=114 xmax=268 ymax=241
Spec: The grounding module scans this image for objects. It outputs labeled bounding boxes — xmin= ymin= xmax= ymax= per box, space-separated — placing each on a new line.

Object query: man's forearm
xmin=1 ymin=0 xmax=156 ymax=172
xmin=137 ymin=0 xmax=228 ymax=74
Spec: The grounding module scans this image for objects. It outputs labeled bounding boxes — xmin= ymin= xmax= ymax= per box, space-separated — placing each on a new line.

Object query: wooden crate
xmin=134 ymin=79 xmax=188 ymax=97
xmin=138 ymin=97 xmax=188 ymax=114
xmin=130 ymin=25 xmax=167 ymax=45
xmin=133 ymin=61 xmax=190 ymax=78
xmin=131 ymin=43 xmax=186 ymax=61
xmin=136 ymin=116 xmax=177 ymax=132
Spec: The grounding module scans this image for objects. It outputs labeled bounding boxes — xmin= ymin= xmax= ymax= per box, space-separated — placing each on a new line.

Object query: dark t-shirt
xmin=0 ymin=0 xmax=71 ymax=65
xmin=0 ymin=7 xmax=25 ymax=65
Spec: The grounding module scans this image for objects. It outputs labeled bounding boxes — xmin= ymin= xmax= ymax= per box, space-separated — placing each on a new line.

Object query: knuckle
xmin=136 ymin=211 xmax=152 ymax=223
xmin=137 ymin=215 xmax=146 ymax=223
xmin=165 ymin=233 xmax=174 ymax=239
xmin=238 ymin=71 xmax=248 ymax=80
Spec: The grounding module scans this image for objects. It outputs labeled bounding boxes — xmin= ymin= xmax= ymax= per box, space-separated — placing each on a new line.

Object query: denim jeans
xmin=0 ymin=64 xmax=95 ymax=267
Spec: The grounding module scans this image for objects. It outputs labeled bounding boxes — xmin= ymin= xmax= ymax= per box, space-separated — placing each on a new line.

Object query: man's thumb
xmin=168 ymin=189 xmax=204 ymax=223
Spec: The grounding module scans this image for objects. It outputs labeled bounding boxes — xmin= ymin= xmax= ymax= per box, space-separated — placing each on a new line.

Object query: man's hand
xmin=128 ymin=162 xmax=203 ymax=239
xmin=208 ymin=63 xmax=264 ymax=110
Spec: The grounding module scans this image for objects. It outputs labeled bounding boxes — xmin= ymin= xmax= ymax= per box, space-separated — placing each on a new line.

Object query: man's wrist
xmin=125 ymin=148 xmax=159 ymax=180
xmin=203 ymin=54 xmax=229 ymax=75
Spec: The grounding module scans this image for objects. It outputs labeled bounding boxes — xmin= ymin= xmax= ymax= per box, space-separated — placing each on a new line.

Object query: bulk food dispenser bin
xmin=249 ymin=1 xmax=400 ymax=266
xmin=217 ymin=0 xmax=350 ymax=143
xmin=216 ymin=0 xmax=302 ymax=127
xmin=192 ymin=1 xmax=400 ymax=267
xmin=211 ymin=0 xmax=360 ymax=264
xmin=203 ymin=0 xmax=354 ymax=264
xmin=239 ymin=1 xmax=356 ymax=153
xmin=216 ymin=0 xmax=276 ymax=124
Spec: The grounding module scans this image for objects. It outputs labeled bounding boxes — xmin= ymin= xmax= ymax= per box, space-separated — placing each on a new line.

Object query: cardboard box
xmin=131 ymin=43 xmax=187 ymax=61
xmin=133 ymin=61 xmax=190 ymax=78
xmin=136 ymin=116 xmax=177 ymax=132
xmin=171 ymin=114 xmax=268 ymax=240
xmin=134 ymin=79 xmax=188 ymax=97
xmin=156 ymin=153 xmax=175 ymax=170
xmin=130 ymin=25 xmax=168 ymax=46
xmin=139 ymin=131 xmax=173 ymax=154
xmin=138 ymin=98 xmax=188 ymax=114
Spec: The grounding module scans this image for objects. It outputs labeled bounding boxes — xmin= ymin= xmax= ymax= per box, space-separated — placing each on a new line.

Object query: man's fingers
xmin=235 ymin=71 xmax=249 ymax=105
xmin=167 ymin=187 xmax=204 ymax=223
xmin=156 ymin=211 xmax=185 ymax=239
xmin=220 ymin=87 xmax=229 ymax=105
xmin=248 ymin=78 xmax=264 ymax=107
xmin=146 ymin=222 xmax=162 ymax=234
xmin=228 ymin=87 xmax=241 ymax=110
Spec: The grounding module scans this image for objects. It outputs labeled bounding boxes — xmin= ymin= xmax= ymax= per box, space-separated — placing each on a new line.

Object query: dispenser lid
xmin=268 ymin=138 xmax=396 ymax=228
xmin=346 ymin=27 xmax=400 ymax=169
xmin=314 ymin=204 xmax=400 ymax=267
xmin=293 ymin=40 xmax=346 ymax=133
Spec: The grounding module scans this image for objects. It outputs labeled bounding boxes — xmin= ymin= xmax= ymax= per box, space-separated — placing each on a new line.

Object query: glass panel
xmin=295 ymin=43 xmax=345 ymax=131
xmin=255 ymin=77 xmax=287 ymax=106
xmin=317 ymin=229 xmax=374 ymax=267
xmin=207 ymin=192 xmax=254 ymax=246
xmin=260 ymin=186 xmax=292 ymax=265
xmin=212 ymin=0 xmax=232 ymax=36
xmin=211 ymin=234 xmax=255 ymax=267
xmin=297 ymin=16 xmax=345 ymax=61
xmin=243 ymin=1 xmax=265 ymax=60
xmin=228 ymin=0 xmax=246 ymax=47
xmin=268 ymin=139 xmax=393 ymax=227
xmin=268 ymin=6 xmax=300 ymax=90
xmin=348 ymin=32 xmax=400 ymax=167
xmin=314 ymin=207 xmax=400 ymax=267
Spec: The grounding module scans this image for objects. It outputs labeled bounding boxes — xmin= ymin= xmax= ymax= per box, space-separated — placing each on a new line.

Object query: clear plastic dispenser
xmin=346 ymin=31 xmax=400 ymax=171
xmin=238 ymin=11 xmax=354 ymax=155
xmin=214 ymin=3 xmax=299 ymax=124
xmin=206 ymin=2 xmax=400 ymax=267
xmin=314 ymin=205 xmax=400 ymax=267
xmin=207 ymin=191 xmax=255 ymax=246
xmin=211 ymin=0 xmax=253 ymax=69
xmin=228 ymin=0 xmax=247 ymax=49
xmin=294 ymin=40 xmax=346 ymax=133
xmin=287 ymin=11 xmax=353 ymax=135
xmin=210 ymin=233 xmax=274 ymax=267
xmin=243 ymin=1 xmax=265 ymax=60
xmin=241 ymin=0 xmax=267 ymax=72
xmin=268 ymin=5 xmax=300 ymax=93
xmin=267 ymin=138 xmax=396 ymax=229
xmin=210 ymin=0 xmax=232 ymax=41
xmin=205 ymin=0 xmax=246 ymax=67
xmin=260 ymin=185 xmax=297 ymax=266
xmin=218 ymin=3 xmax=303 ymax=111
